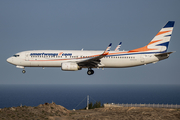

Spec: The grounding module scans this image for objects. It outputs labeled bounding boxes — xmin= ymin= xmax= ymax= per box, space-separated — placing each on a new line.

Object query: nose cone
xmin=7 ymin=57 xmax=13 ymax=64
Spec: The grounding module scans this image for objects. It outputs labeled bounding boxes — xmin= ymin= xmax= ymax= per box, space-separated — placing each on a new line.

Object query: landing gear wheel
xmin=22 ymin=70 xmax=26 ymax=74
xmin=91 ymin=70 xmax=94 ymax=75
xmin=87 ymin=70 xmax=94 ymax=75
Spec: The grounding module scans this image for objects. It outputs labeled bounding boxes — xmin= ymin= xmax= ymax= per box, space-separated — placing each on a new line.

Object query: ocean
xmin=0 ymin=84 xmax=180 ymax=110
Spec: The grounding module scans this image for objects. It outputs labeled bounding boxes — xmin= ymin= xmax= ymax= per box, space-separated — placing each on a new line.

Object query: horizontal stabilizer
xmin=155 ymin=51 xmax=175 ymax=56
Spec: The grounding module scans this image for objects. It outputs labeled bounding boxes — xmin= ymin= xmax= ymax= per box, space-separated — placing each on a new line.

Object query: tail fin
xmin=129 ymin=21 xmax=175 ymax=53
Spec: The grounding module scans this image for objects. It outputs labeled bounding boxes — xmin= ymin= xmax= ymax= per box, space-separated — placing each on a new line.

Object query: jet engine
xmin=61 ymin=62 xmax=81 ymax=71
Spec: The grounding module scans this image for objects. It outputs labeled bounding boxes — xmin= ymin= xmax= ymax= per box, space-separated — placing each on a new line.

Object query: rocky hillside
xmin=0 ymin=102 xmax=69 ymax=120
xmin=0 ymin=102 xmax=180 ymax=120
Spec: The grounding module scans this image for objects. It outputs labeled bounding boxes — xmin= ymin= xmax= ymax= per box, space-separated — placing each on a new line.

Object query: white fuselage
xmin=7 ymin=50 xmax=167 ymax=69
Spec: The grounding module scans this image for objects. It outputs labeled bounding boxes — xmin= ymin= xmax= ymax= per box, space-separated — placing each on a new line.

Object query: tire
xmin=87 ymin=70 xmax=94 ymax=75
xmin=22 ymin=70 xmax=26 ymax=74
xmin=87 ymin=70 xmax=92 ymax=75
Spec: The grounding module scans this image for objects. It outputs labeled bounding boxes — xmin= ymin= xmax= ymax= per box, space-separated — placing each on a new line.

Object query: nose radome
xmin=7 ymin=57 xmax=12 ymax=63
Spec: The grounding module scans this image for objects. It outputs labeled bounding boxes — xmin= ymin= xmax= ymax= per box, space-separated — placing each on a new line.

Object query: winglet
xmin=103 ymin=43 xmax=112 ymax=54
xmin=115 ymin=42 xmax=122 ymax=51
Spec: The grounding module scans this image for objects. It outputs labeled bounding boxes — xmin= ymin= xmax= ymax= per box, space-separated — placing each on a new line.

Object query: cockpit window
xmin=13 ymin=55 xmax=20 ymax=57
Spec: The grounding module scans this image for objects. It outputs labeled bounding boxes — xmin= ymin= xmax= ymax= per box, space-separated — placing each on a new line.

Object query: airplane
xmin=7 ymin=21 xmax=175 ymax=75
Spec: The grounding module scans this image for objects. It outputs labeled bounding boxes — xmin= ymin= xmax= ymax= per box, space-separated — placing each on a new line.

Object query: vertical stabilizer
xmin=129 ymin=21 xmax=175 ymax=53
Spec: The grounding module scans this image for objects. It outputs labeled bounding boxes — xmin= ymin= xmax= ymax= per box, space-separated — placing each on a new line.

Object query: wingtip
xmin=109 ymin=43 xmax=112 ymax=46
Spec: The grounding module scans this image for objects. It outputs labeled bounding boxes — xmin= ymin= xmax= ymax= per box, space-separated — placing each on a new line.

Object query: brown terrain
xmin=0 ymin=102 xmax=180 ymax=120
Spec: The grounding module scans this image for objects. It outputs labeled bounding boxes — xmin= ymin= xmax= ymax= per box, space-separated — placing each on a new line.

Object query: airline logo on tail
xmin=129 ymin=21 xmax=174 ymax=53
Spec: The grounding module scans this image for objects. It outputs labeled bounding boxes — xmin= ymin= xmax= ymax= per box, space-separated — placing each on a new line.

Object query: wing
xmin=77 ymin=43 xmax=112 ymax=68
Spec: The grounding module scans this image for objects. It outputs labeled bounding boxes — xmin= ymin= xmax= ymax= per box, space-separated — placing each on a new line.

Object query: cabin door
xmin=25 ymin=53 xmax=29 ymax=61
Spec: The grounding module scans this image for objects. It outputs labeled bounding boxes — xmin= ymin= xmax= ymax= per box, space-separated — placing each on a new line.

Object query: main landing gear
xmin=87 ymin=68 xmax=94 ymax=75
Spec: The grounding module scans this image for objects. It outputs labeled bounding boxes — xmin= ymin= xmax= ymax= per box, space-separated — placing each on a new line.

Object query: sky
xmin=0 ymin=0 xmax=180 ymax=85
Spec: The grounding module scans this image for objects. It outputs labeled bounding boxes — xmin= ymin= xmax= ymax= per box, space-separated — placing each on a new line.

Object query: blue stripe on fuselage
xmin=106 ymin=51 xmax=166 ymax=57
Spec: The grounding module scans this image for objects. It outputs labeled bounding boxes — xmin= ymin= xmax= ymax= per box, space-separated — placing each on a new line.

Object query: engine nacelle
xmin=61 ymin=62 xmax=81 ymax=71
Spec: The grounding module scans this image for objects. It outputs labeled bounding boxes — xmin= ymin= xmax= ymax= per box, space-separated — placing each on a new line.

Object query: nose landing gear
xmin=87 ymin=68 xmax=94 ymax=75
xmin=22 ymin=70 xmax=26 ymax=74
